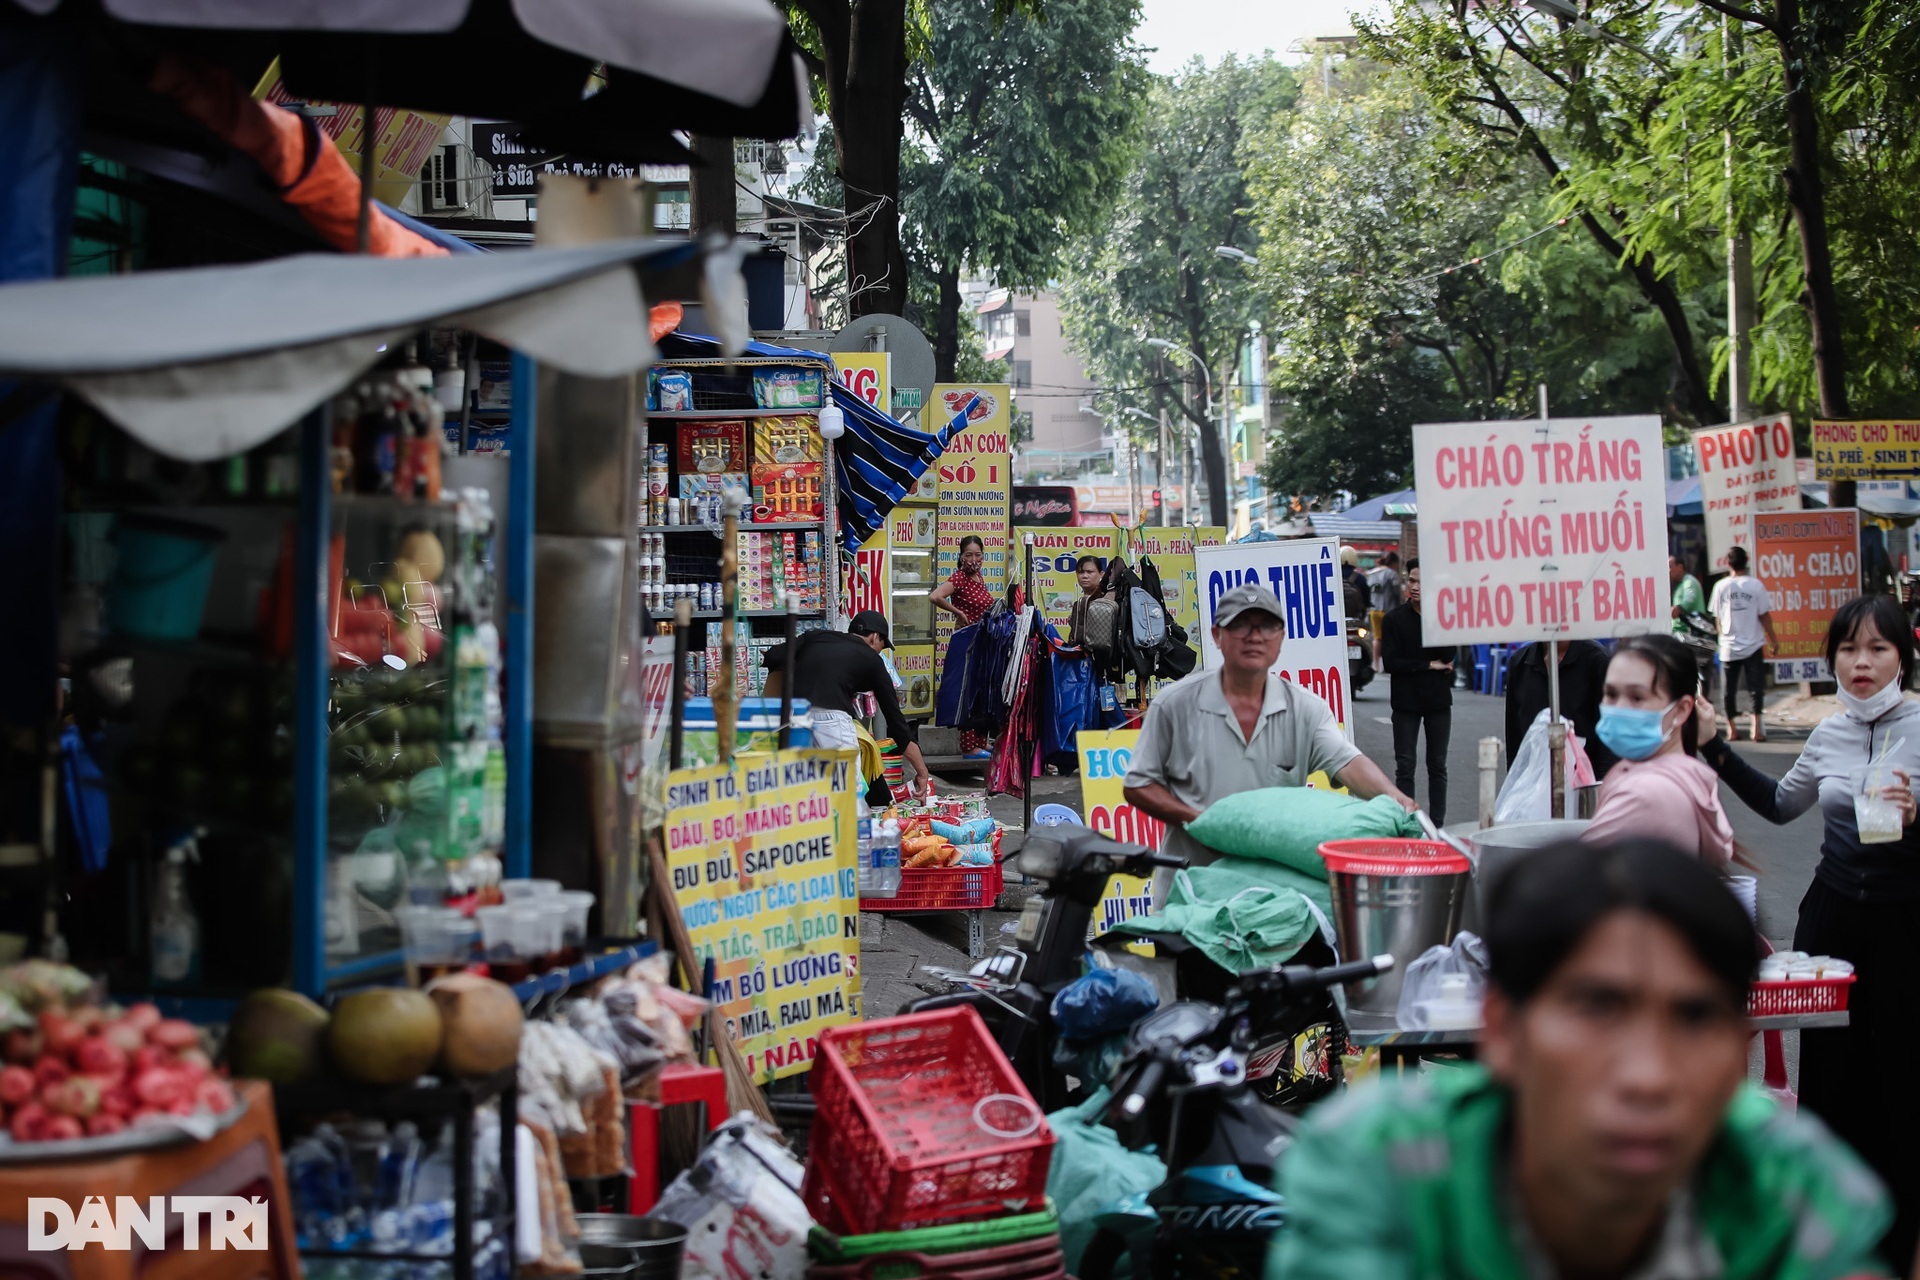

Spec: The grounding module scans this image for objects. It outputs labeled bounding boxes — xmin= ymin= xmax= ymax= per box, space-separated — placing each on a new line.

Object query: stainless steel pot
xmin=1460 ymin=819 xmax=1592 ymax=936
xmin=1325 ymin=844 xmax=1472 ymax=1014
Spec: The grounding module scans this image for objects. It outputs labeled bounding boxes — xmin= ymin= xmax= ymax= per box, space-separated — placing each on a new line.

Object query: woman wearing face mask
xmin=1580 ymin=634 xmax=1734 ymax=865
xmin=1694 ymin=592 xmax=1920 ymax=1270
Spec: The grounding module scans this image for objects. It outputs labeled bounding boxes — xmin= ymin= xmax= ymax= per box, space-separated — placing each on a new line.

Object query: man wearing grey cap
xmin=1124 ymin=583 xmax=1413 ymax=879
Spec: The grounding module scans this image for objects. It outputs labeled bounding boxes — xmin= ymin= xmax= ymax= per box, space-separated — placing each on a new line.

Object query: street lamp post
xmin=1146 ymin=337 xmax=1211 ymax=526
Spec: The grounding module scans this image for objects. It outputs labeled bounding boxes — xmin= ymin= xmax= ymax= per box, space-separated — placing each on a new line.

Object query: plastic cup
xmin=501 ymin=878 xmax=562 ymax=902
xmin=1850 ymin=765 xmax=1906 ymax=844
xmin=476 ymin=906 xmax=516 ymax=960
xmin=1725 ymin=875 xmax=1758 ymax=923
xmin=556 ymin=890 xmax=595 ymax=946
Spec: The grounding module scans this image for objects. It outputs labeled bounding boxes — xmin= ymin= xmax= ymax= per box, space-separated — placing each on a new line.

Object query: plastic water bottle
xmin=872 ymin=817 xmax=902 ymax=897
xmin=855 ymin=795 xmax=875 ymax=896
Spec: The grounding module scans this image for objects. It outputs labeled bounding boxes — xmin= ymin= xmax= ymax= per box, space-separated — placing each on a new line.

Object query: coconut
xmin=224 ymin=988 xmax=330 ymax=1085
xmin=326 ymin=989 xmax=443 ymax=1085
xmin=425 ymin=973 xmax=523 ymax=1076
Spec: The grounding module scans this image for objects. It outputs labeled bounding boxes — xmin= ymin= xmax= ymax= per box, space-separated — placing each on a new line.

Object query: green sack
xmin=1196 ymin=856 xmax=1333 ymax=918
xmin=1184 ymin=787 xmax=1421 ymax=876
xmin=1046 ymin=1087 xmax=1166 ymax=1274
xmin=1112 ymin=870 xmax=1318 ymax=974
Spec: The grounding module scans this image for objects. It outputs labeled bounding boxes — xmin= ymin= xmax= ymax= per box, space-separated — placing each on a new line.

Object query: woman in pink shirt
xmin=1582 ymin=633 xmax=1736 ymax=866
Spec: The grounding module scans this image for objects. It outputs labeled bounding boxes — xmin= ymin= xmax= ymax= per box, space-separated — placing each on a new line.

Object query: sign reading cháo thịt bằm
xmin=1193 ymin=538 xmax=1353 ymax=738
xmin=1412 ymin=416 xmax=1668 ymax=645
xmin=662 ymin=749 xmax=860 ymax=1081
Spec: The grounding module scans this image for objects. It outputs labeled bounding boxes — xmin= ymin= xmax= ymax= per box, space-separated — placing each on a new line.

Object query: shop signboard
xmin=255 ymin=62 xmax=449 ymax=208
xmin=1693 ymin=417 xmax=1799 ymax=572
xmin=1193 ymin=538 xmax=1353 ymax=738
xmin=1018 ymin=528 xmax=1120 ymax=630
xmin=470 ymin=124 xmax=661 ymax=197
xmin=1013 ymin=485 xmax=1079 ymax=526
xmin=832 ymin=352 xmax=891 ymax=414
xmin=932 ymin=384 xmax=1012 ymax=673
xmin=1811 ymin=420 xmax=1920 ymax=481
xmin=1413 ymin=415 xmax=1668 ymax=645
xmin=662 ymin=750 xmax=861 ymax=1081
xmin=897 ymin=644 xmax=936 ymax=716
xmin=1076 ymin=729 xmax=1159 ymax=934
xmin=1753 ymin=509 xmax=1860 ymax=682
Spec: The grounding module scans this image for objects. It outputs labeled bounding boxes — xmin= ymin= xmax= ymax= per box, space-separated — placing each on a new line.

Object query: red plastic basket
xmin=1748 ymin=975 xmax=1854 ymax=1017
xmin=1319 ymin=838 xmax=1472 ymax=877
xmin=803 ymin=1007 xmax=1054 ymax=1235
xmin=861 ymin=860 xmax=1003 ymax=913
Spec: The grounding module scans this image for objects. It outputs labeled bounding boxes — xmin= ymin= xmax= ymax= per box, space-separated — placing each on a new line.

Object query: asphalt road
xmin=862 ymin=673 xmax=1826 ymax=1083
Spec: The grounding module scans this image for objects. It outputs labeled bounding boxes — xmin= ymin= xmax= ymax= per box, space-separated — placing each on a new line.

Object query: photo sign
xmin=662 ymin=750 xmax=860 ymax=1082
xmin=1693 ymin=417 xmax=1800 ymax=572
xmin=1752 ymin=509 xmax=1861 ymax=682
xmin=1413 ymin=416 xmax=1668 ymax=645
xmin=1193 ymin=538 xmax=1353 ymax=738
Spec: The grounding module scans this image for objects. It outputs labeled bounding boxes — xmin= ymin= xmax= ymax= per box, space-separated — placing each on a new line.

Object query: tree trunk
xmin=933 ymin=262 xmax=961 ymax=383
xmin=688 ymin=135 xmax=736 ymax=233
xmin=818 ymin=0 xmax=911 ymax=319
xmin=1775 ymin=0 xmax=1848 ymax=419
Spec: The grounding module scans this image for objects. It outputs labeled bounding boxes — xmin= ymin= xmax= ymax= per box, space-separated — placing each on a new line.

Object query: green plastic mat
xmin=808 ymin=1202 xmax=1059 ymax=1262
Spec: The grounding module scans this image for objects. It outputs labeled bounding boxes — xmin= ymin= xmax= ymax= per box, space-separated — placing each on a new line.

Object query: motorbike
xmin=908 ymin=827 xmax=1351 ymax=1115
xmin=1077 ymin=954 xmax=1394 ymax=1280
xmin=1347 ymin=618 xmax=1374 ymax=695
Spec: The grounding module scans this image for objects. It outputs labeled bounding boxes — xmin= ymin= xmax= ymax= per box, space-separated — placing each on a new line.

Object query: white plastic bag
xmin=1493 ymin=709 xmax=1595 ymax=823
xmin=651 ymin=1117 xmax=813 ymax=1280
xmin=1395 ymin=931 xmax=1490 ymax=1030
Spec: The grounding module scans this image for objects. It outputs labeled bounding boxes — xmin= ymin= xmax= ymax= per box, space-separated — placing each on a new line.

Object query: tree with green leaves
xmin=900 ymin=0 xmax=1149 ymax=381
xmin=1056 ymin=56 xmax=1298 ymax=527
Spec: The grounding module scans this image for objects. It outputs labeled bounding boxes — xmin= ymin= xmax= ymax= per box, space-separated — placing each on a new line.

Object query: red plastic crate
xmin=860 ymin=859 xmax=1003 ymax=913
xmin=1748 ymin=975 xmax=1854 ymax=1017
xmin=803 ymin=1007 xmax=1054 ymax=1234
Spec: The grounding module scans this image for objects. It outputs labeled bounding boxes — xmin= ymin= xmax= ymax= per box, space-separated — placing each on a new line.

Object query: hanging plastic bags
xmin=1494 ymin=708 xmax=1596 ymax=824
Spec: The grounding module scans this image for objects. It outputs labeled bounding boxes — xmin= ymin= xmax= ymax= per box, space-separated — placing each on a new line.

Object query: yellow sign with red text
xmin=932 ymin=385 xmax=1012 ymax=670
xmin=1077 ymin=730 xmax=1160 ymax=934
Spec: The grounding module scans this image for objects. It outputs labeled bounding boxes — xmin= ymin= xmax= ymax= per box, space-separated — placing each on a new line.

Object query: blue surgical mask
xmin=1596 ymin=702 xmax=1676 ymax=762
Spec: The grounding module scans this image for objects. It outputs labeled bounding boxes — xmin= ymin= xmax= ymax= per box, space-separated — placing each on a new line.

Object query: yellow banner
xmin=833 ymin=353 xmax=891 ymax=415
xmin=254 ymin=60 xmax=450 ymax=209
xmin=932 ymin=384 xmax=1012 ymax=670
xmin=1811 ymin=419 xmax=1920 ymax=480
xmin=1017 ymin=528 xmax=1120 ymax=631
xmin=897 ymin=643 xmax=936 ymax=715
xmin=1076 ymin=730 xmax=1160 ymax=934
xmin=662 ymin=750 xmax=860 ymax=1081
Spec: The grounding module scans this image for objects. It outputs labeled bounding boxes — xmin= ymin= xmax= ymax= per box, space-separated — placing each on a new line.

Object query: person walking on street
xmin=1380 ymin=560 xmax=1451 ymax=825
xmin=1125 ymin=583 xmax=1414 ymax=895
xmin=930 ymin=535 xmax=996 ymax=757
xmin=1709 ymin=545 xmax=1778 ymax=742
xmin=1504 ymin=637 xmax=1620 ymax=780
xmin=1695 ymin=593 xmax=1920 ymax=1269
xmin=1582 ymin=634 xmax=1733 ymax=865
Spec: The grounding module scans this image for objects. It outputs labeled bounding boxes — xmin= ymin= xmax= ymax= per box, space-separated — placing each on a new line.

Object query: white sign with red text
xmin=1194 ymin=538 xmax=1353 ymax=738
xmin=1694 ymin=416 xmax=1799 ymax=572
xmin=1414 ymin=416 xmax=1669 ymax=645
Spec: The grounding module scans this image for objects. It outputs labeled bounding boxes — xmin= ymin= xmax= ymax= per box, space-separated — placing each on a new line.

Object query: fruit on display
xmin=326 ymin=988 xmax=444 ymax=1085
xmin=423 ymin=973 xmax=522 ymax=1077
xmin=0 ymin=974 xmax=237 ymax=1145
xmin=224 ymin=988 xmax=331 ymax=1086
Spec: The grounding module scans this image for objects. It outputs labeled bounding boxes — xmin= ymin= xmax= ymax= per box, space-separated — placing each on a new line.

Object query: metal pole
xmin=778 ymin=591 xmax=797 ymax=749
xmin=717 ymin=491 xmax=741 ymax=764
xmin=1477 ymin=736 xmax=1501 ymax=829
xmin=1158 ymin=409 xmax=1171 ymax=527
xmin=1222 ymin=351 xmax=1235 ymax=531
xmin=669 ymin=599 xmax=691 ymax=770
xmin=1537 ymin=383 xmax=1550 ymax=421
xmin=1547 ymin=640 xmax=1566 ymax=820
xmin=1725 ymin=17 xmax=1755 ymax=422
xmin=1023 ymin=533 xmax=1036 ymax=834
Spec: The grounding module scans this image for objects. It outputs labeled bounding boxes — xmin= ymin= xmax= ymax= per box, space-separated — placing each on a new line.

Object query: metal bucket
xmin=1462 ymin=820 xmax=1591 ymax=936
xmin=1321 ymin=840 xmax=1473 ymax=1014
xmin=575 ymin=1216 xmax=688 ymax=1280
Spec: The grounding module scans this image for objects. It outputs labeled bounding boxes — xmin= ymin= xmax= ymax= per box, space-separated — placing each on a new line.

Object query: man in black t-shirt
xmin=1380 ymin=560 xmax=1452 ymax=825
xmin=764 ymin=611 xmax=929 ymax=804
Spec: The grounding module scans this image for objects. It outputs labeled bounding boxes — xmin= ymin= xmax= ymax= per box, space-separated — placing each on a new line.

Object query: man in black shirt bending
xmin=764 ymin=611 xmax=930 ymax=805
xmin=1380 ymin=559 xmax=1453 ymax=825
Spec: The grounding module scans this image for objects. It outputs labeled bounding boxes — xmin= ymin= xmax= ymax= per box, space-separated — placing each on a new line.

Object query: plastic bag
xmin=1045 ymin=1088 xmax=1167 ymax=1273
xmin=1394 ymin=931 xmax=1489 ymax=1030
xmin=1052 ymin=965 xmax=1160 ymax=1041
xmin=1183 ymin=788 xmax=1423 ymax=875
xmin=1045 ymin=649 xmax=1099 ymax=760
xmin=1493 ymin=709 xmax=1596 ymax=824
xmin=652 ymin=1117 xmax=812 ymax=1280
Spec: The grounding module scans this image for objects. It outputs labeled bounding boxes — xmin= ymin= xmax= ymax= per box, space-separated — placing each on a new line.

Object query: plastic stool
xmin=1487 ymin=645 xmax=1510 ymax=697
xmin=0 ymin=1080 xmax=299 ymax=1280
xmin=1030 ymin=804 xmax=1083 ymax=828
xmin=627 ymin=1062 xmax=729 ymax=1213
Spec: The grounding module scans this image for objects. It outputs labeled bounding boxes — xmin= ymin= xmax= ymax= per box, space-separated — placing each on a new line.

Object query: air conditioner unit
xmin=424 ymin=144 xmax=475 ymax=214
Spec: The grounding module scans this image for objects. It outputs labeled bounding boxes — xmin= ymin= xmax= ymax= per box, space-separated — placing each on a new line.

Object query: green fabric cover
xmin=1113 ymin=867 xmax=1319 ymax=974
xmin=1199 ymin=856 xmax=1334 ymax=917
xmin=1184 ymin=788 xmax=1422 ymax=875
xmin=1045 ymin=1088 xmax=1166 ymax=1274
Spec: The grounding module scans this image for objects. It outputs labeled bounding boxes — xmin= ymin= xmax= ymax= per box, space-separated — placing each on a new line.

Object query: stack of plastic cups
xmin=556 ymin=890 xmax=595 ymax=964
xmin=1726 ymin=875 xmax=1758 ymax=924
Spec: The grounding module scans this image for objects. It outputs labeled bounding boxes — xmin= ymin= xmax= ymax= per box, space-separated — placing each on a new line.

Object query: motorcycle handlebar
xmin=1114 ymin=1057 xmax=1167 ymax=1121
xmin=1145 ymin=851 xmax=1188 ymax=869
xmin=1316 ymin=955 xmax=1397 ymax=988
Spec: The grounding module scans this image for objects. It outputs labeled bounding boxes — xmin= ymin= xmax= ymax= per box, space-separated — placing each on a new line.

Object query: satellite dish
xmin=829 ymin=313 xmax=936 ymax=412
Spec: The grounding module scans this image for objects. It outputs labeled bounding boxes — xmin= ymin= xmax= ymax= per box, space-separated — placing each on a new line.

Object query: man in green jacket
xmin=1672 ymin=553 xmax=1710 ymax=636
xmin=1269 ymin=839 xmax=1892 ymax=1280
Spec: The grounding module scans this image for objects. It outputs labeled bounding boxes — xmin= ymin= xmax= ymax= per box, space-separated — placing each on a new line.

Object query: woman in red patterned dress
xmin=930 ymin=536 xmax=996 ymax=758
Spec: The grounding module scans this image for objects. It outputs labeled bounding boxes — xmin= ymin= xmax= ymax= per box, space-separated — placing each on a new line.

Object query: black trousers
xmin=1725 ymin=650 xmax=1768 ymax=718
xmin=1795 ymin=877 xmax=1920 ymax=1270
xmin=1391 ymin=707 xmax=1450 ymax=827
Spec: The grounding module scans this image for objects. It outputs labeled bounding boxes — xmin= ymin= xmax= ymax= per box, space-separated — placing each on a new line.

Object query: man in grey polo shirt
xmin=1124 ymin=583 xmax=1413 ymax=875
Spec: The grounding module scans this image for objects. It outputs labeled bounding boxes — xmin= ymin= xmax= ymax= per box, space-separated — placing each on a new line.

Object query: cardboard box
xmin=678 ymin=420 xmax=748 ymax=475
xmin=752 ymin=415 xmax=823 ymax=466
xmin=751 ymin=464 xmax=824 ymax=522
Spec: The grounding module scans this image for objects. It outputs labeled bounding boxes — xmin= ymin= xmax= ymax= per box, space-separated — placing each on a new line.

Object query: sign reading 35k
xmin=663 ymin=749 xmax=860 ymax=1081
